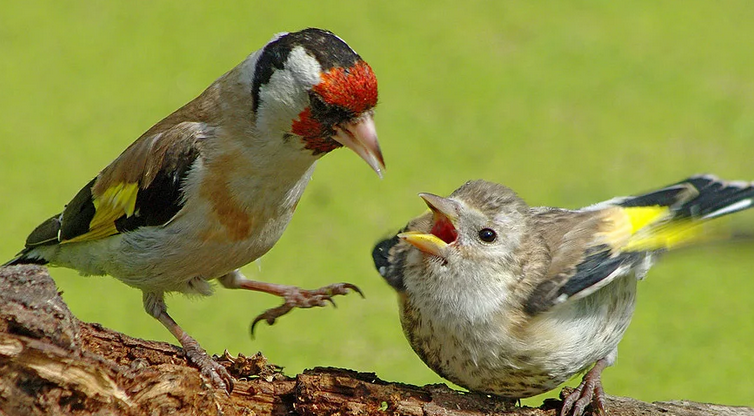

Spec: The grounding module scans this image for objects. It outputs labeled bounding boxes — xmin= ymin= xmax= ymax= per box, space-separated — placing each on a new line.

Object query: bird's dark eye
xmin=309 ymin=91 xmax=354 ymax=125
xmin=478 ymin=228 xmax=497 ymax=243
xmin=309 ymin=93 xmax=329 ymax=115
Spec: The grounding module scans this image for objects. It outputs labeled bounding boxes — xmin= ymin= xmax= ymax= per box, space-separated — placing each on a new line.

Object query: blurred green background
xmin=1 ymin=0 xmax=753 ymax=408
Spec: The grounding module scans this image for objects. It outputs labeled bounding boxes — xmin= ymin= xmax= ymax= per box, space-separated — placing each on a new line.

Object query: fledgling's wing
xmin=521 ymin=208 xmax=639 ymax=316
xmin=523 ymin=175 xmax=754 ymax=316
xmin=372 ymin=233 xmax=407 ymax=291
xmin=372 ymin=210 xmax=435 ymax=293
xmin=22 ymin=121 xmax=211 ymax=249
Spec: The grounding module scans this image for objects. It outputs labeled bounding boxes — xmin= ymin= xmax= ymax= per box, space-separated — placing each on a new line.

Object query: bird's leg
xmin=143 ymin=292 xmax=234 ymax=393
xmin=560 ymin=358 xmax=609 ymax=416
xmin=218 ymin=270 xmax=364 ymax=333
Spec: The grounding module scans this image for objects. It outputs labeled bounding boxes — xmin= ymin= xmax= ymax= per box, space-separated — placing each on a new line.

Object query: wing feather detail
xmin=524 ymin=175 xmax=754 ymax=316
xmin=64 ymin=182 xmax=140 ymax=243
xmin=26 ymin=122 xmax=209 ymax=247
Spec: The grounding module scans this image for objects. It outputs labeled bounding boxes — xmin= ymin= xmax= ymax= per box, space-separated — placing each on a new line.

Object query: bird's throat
xmin=430 ymin=218 xmax=457 ymax=245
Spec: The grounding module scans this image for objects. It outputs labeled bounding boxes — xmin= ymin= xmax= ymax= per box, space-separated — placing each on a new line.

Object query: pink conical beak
xmin=333 ymin=113 xmax=385 ymax=178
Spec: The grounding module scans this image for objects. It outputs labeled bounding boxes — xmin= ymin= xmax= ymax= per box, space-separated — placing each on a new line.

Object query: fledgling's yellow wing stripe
xmin=623 ymin=206 xmax=669 ymax=234
xmin=624 ymin=219 xmax=704 ymax=251
xmin=620 ymin=205 xmax=714 ymax=252
xmin=62 ymin=182 xmax=139 ymax=244
xmin=597 ymin=206 xmax=669 ymax=250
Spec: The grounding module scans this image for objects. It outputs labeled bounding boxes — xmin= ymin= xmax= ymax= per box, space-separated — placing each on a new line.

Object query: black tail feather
xmin=2 ymin=249 xmax=48 ymax=267
xmin=619 ymin=175 xmax=754 ymax=220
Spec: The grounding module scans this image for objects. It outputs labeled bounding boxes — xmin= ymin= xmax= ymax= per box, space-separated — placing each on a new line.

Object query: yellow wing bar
xmin=63 ymin=182 xmax=139 ymax=243
xmin=622 ymin=205 xmax=709 ymax=252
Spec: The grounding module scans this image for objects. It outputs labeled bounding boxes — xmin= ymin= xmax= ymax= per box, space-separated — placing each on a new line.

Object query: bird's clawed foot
xmin=182 ymin=336 xmax=234 ymax=394
xmin=560 ymin=359 xmax=608 ymax=416
xmin=250 ymin=282 xmax=364 ymax=334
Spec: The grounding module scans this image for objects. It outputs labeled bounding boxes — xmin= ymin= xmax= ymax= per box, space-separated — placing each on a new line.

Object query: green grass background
xmin=2 ymin=0 xmax=753 ymax=407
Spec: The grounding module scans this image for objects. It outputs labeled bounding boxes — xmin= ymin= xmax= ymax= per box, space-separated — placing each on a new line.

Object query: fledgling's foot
xmin=251 ymin=282 xmax=364 ymax=333
xmin=560 ymin=359 xmax=608 ymax=416
xmin=182 ymin=336 xmax=234 ymax=394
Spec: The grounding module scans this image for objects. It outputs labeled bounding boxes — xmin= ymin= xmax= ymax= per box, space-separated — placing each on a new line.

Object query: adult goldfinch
xmin=5 ymin=28 xmax=383 ymax=393
xmin=373 ymin=175 xmax=753 ymax=416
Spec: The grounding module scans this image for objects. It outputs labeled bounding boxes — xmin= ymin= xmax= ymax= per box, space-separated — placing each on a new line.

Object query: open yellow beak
xmin=398 ymin=193 xmax=460 ymax=258
xmin=333 ymin=113 xmax=385 ymax=178
xmin=419 ymin=193 xmax=460 ymax=224
xmin=398 ymin=231 xmax=449 ymax=257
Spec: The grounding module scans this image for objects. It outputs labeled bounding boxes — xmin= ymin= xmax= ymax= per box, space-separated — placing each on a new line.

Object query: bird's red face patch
xmin=313 ymin=60 xmax=378 ymax=114
xmin=291 ymin=108 xmax=337 ymax=155
xmin=291 ymin=107 xmax=321 ymax=138
xmin=291 ymin=60 xmax=378 ymax=155
xmin=430 ymin=216 xmax=458 ymax=245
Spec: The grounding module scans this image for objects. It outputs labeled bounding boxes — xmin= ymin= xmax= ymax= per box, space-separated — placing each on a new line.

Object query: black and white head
xmin=249 ymin=28 xmax=383 ymax=175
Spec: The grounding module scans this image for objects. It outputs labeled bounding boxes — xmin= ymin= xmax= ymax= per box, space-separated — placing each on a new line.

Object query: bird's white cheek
xmin=284 ymin=47 xmax=323 ymax=86
xmin=255 ymin=47 xmax=322 ymax=139
xmin=256 ymin=73 xmax=307 ymax=137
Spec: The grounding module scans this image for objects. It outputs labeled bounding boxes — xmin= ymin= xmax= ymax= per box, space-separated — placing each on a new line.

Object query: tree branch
xmin=1 ymin=265 xmax=751 ymax=416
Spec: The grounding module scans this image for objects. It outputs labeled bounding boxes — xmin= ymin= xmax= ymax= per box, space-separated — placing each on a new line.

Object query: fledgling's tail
xmin=612 ymin=174 xmax=754 ymax=252
xmin=618 ymin=174 xmax=754 ymax=219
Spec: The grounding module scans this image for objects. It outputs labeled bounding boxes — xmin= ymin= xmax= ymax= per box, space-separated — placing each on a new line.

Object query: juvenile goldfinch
xmin=4 ymin=28 xmax=384 ymax=393
xmin=373 ymin=175 xmax=754 ymax=416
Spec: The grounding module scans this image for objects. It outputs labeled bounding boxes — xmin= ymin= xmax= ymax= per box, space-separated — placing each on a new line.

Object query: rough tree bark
xmin=0 ymin=265 xmax=752 ymax=416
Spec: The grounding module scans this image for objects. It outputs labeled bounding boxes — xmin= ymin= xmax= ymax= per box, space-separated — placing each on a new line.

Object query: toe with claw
xmin=560 ymin=358 xmax=608 ymax=416
xmin=250 ymin=282 xmax=364 ymax=334
xmin=183 ymin=339 xmax=235 ymax=394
